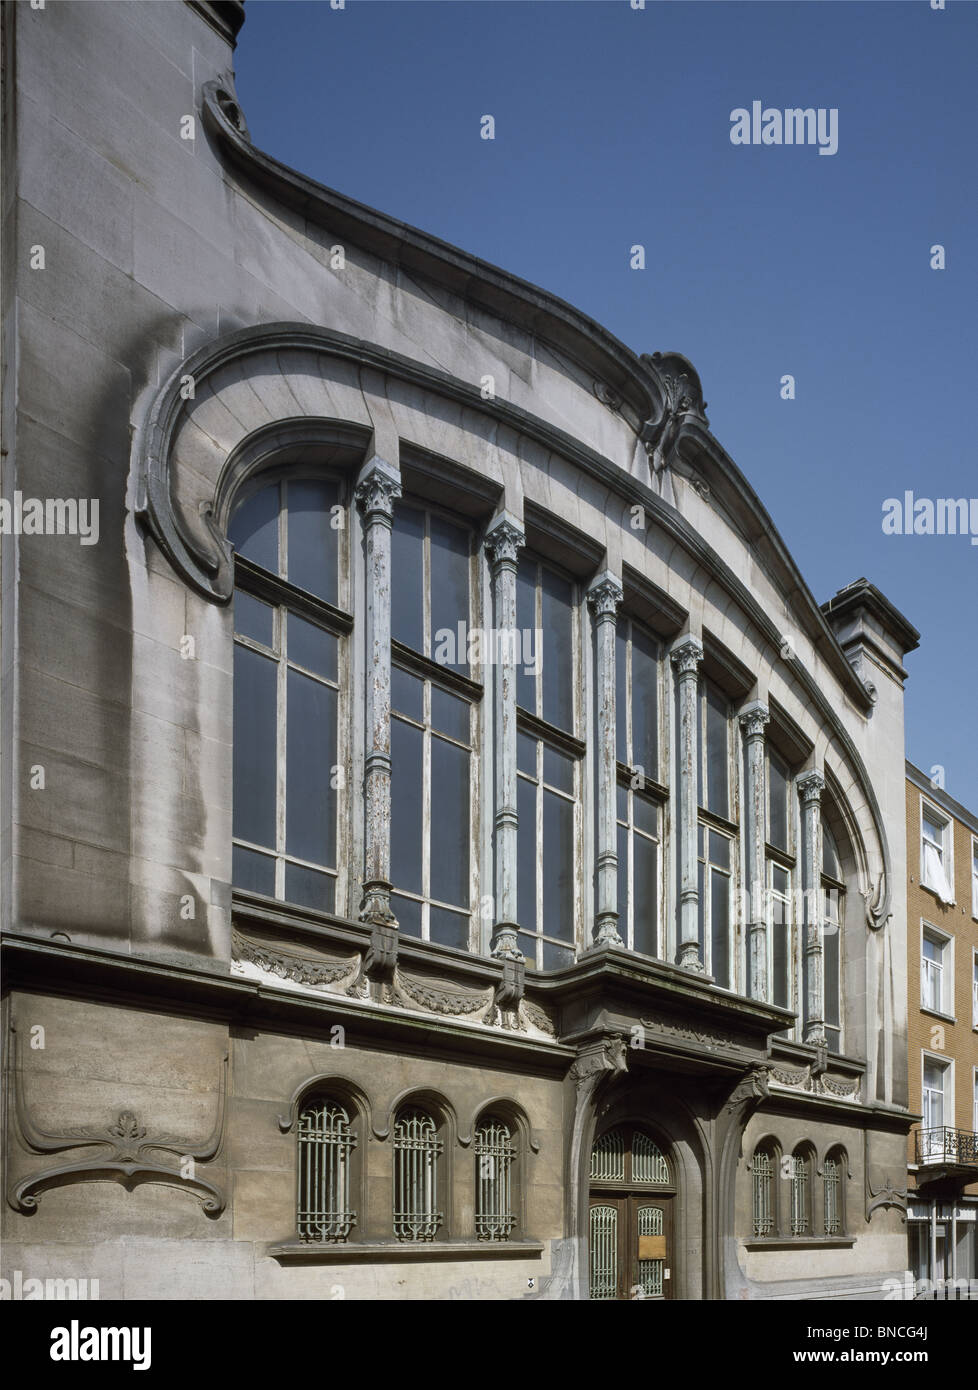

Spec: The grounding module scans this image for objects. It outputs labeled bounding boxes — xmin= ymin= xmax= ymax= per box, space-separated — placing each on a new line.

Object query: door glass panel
xmin=589 ymin=1206 xmax=618 ymax=1301
xmin=637 ymin=1206 xmax=664 ymax=1298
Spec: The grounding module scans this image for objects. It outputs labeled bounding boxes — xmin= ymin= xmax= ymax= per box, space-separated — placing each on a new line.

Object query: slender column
xmin=739 ymin=700 xmax=770 ymax=1000
xmin=670 ymin=635 xmax=704 ymax=972
xmin=798 ymin=769 xmax=827 ymax=1044
xmin=484 ymin=514 xmax=525 ymax=959
xmin=354 ymin=457 xmax=401 ymax=926
xmin=587 ymin=571 xmax=624 ymax=949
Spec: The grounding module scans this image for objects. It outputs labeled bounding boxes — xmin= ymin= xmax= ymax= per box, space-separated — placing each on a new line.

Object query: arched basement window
xmin=474 ymin=1118 xmax=516 ymax=1240
xmin=393 ymin=1107 xmax=443 ymax=1241
xmin=296 ymin=1097 xmax=356 ymax=1242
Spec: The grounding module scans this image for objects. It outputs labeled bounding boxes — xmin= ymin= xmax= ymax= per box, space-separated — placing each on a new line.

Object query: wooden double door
xmin=588 ymin=1194 xmax=673 ymax=1300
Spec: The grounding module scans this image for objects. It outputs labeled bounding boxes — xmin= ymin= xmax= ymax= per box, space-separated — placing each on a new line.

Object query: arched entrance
xmin=588 ymin=1126 xmax=676 ymax=1299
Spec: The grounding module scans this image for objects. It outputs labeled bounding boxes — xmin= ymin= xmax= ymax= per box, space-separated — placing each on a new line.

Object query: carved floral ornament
xmin=5 ymin=1023 xmax=229 ymax=1216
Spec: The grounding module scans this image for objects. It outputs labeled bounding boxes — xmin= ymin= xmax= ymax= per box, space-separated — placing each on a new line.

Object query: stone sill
xmin=267 ymin=1238 xmax=545 ymax=1264
xmin=743 ymin=1237 xmax=855 ymax=1251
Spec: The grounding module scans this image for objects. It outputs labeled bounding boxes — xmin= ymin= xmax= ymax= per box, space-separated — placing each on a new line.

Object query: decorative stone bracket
xmin=864 ymin=1130 xmax=907 ymax=1223
xmin=5 ymin=1023 xmax=229 ymax=1216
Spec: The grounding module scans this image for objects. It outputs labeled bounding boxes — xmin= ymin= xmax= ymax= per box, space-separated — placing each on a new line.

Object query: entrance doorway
xmin=588 ymin=1127 xmax=675 ymax=1300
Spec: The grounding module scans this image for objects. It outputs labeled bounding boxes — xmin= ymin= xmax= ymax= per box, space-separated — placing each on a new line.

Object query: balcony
xmin=914 ymin=1127 xmax=978 ymax=1172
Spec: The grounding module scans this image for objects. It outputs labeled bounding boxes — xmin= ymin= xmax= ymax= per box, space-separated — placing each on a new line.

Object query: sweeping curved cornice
xmin=196 ymin=75 xmax=876 ymax=715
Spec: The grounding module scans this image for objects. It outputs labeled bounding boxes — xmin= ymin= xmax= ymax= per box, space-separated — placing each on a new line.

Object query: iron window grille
xmin=790 ymin=1152 xmax=810 ymax=1235
xmin=590 ymin=1127 xmax=669 ymax=1185
xmin=751 ymin=1148 xmax=775 ymax=1236
xmin=393 ymin=1108 xmax=443 ymax=1241
xmin=823 ymin=1155 xmax=842 ymax=1235
xmin=297 ymin=1100 xmax=356 ymax=1242
xmin=474 ymin=1119 xmax=516 ymax=1240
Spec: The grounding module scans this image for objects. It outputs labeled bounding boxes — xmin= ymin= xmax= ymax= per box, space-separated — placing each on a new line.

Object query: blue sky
xmin=235 ymin=0 xmax=977 ymax=804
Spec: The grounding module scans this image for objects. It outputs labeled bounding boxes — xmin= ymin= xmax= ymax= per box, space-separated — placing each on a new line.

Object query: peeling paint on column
xmin=586 ymin=571 xmax=623 ymax=949
xmin=739 ymin=700 xmax=770 ymax=1000
xmin=670 ymin=635 xmax=704 ymax=972
xmin=354 ymin=456 xmax=401 ymax=926
xmin=484 ymin=513 xmax=524 ymax=959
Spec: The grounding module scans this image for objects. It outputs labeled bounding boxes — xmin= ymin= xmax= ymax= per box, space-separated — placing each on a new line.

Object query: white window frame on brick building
xmin=920 ymin=921 xmax=954 ymax=1018
xmin=920 ymin=798 xmax=954 ymax=905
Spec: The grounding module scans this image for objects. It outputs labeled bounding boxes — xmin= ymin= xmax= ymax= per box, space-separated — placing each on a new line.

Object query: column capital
xmin=484 ymin=512 xmax=525 ymax=568
xmin=355 ymin=457 xmax=401 ymax=522
xmin=670 ymin=633 xmax=703 ymax=677
xmin=738 ymin=700 xmax=770 ymax=740
xmin=586 ymin=570 xmax=623 ymax=619
xmin=798 ymin=769 xmax=826 ymax=805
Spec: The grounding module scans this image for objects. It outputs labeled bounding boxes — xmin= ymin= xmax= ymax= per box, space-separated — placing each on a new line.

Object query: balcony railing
xmin=915 ymin=1127 xmax=978 ymax=1167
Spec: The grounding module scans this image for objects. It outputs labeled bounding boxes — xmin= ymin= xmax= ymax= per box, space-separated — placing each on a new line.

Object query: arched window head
xmin=393 ymin=1107 xmax=443 ymax=1242
xmin=474 ymin=1117 xmax=516 ymax=1241
xmin=296 ymin=1097 xmax=356 ymax=1242
xmin=590 ymin=1127 xmax=670 ymax=1186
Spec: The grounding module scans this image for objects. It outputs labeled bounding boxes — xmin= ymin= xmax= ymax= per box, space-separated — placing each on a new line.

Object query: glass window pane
xmin=430 ymin=737 xmax=469 ymax=908
xmin=429 ymin=516 xmax=469 ymax=672
xmin=233 ymin=644 xmax=277 ymax=848
xmin=288 ymin=613 xmax=337 ymax=681
xmin=541 ymin=567 xmax=574 ymax=731
xmin=709 ymin=830 xmax=730 ymax=870
xmin=711 ymin=871 xmax=730 ymax=988
xmin=286 ymin=669 xmax=337 ymax=867
xmin=287 ymin=480 xmax=338 ymax=604
xmin=392 ymin=505 xmax=425 ymax=652
xmin=431 ymin=686 xmax=469 ymax=743
xmin=429 ymin=906 xmax=469 ymax=952
xmin=633 ymin=833 xmax=658 ymax=958
xmin=543 ymin=744 xmax=575 ymax=794
xmin=393 ymin=893 xmax=422 ymax=939
xmin=543 ymin=788 xmax=574 ymax=941
xmin=769 ymin=755 xmax=789 ymax=850
xmin=542 ymin=939 xmax=575 ymax=971
xmin=773 ymin=865 xmax=790 ymax=897
xmin=616 ymin=783 xmax=628 ymax=823
xmin=631 ymin=626 xmax=658 ymax=781
xmin=515 ymin=556 xmax=537 ymax=714
xmin=705 ymin=684 xmax=729 ymax=816
xmin=517 ymin=779 xmax=537 ymax=932
xmin=391 ymin=665 xmax=423 ymax=721
xmin=617 ymin=823 xmax=628 ymax=936
xmin=634 ymin=792 xmax=658 ymax=838
xmin=285 ymin=863 xmax=335 ymax=913
xmin=773 ymin=918 xmax=789 ymax=1009
xmin=697 ymin=861 xmax=706 ymax=955
xmin=234 ymin=590 xmax=274 ymax=647
xmin=517 ymin=931 xmax=538 ymax=967
xmin=823 ymin=826 xmax=842 ymax=879
xmin=824 ymin=919 xmax=840 ymax=1026
xmin=517 ymin=731 xmax=537 ymax=778
xmin=232 ymin=844 xmax=275 ymax=896
xmin=390 ymin=719 xmax=423 ymax=895
xmin=229 ymin=483 xmax=279 ymax=573
xmin=615 ymin=625 xmax=628 ymax=765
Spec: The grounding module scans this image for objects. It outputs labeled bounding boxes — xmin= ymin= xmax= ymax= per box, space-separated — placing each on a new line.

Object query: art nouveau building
xmin=1 ymin=0 xmax=919 ymax=1299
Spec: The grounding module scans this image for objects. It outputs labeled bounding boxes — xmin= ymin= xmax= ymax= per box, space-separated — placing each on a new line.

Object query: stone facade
xmin=1 ymin=1 xmax=919 ymax=1299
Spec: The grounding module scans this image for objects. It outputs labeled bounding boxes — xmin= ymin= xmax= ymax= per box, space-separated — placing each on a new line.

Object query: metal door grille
xmin=790 ymin=1154 xmax=809 ymax=1235
xmin=475 ymin=1120 xmax=516 ymax=1240
xmin=823 ymin=1156 xmax=841 ymax=1234
xmin=633 ymin=1131 xmax=669 ymax=1184
xmin=752 ymin=1149 xmax=773 ymax=1236
xmin=590 ymin=1128 xmax=625 ymax=1182
xmin=637 ymin=1205 xmax=664 ymax=1297
xmin=393 ymin=1108 xmax=443 ymax=1241
xmin=297 ymin=1100 xmax=356 ymax=1242
xmin=589 ymin=1205 xmax=618 ymax=1299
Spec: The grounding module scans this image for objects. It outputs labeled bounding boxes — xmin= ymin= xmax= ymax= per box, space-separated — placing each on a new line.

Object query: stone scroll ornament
xmin=6 ymin=1022 xmax=229 ymax=1216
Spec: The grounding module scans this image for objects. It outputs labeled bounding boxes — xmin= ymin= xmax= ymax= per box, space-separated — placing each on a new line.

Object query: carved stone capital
xmin=798 ymin=770 xmax=826 ymax=806
xmin=669 ymin=634 xmax=703 ymax=678
xmin=490 ymin=922 xmax=523 ymax=962
xmin=354 ymin=458 xmax=401 ymax=523
xmin=484 ymin=514 xmax=525 ymax=569
xmin=738 ymin=700 xmax=770 ymax=741
xmin=586 ymin=571 xmax=623 ymax=620
xmin=569 ymin=1036 xmax=628 ymax=1094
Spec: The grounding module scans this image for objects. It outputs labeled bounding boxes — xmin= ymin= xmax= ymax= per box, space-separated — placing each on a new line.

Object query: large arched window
xmin=229 ymin=476 xmax=348 ymax=912
xmin=389 ymin=500 xmax=479 ymax=950
xmin=615 ymin=615 xmax=662 ymax=958
xmin=296 ymin=1095 xmax=357 ymax=1242
xmin=515 ymin=552 xmax=581 ymax=969
xmin=392 ymin=1106 xmax=444 ymax=1242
